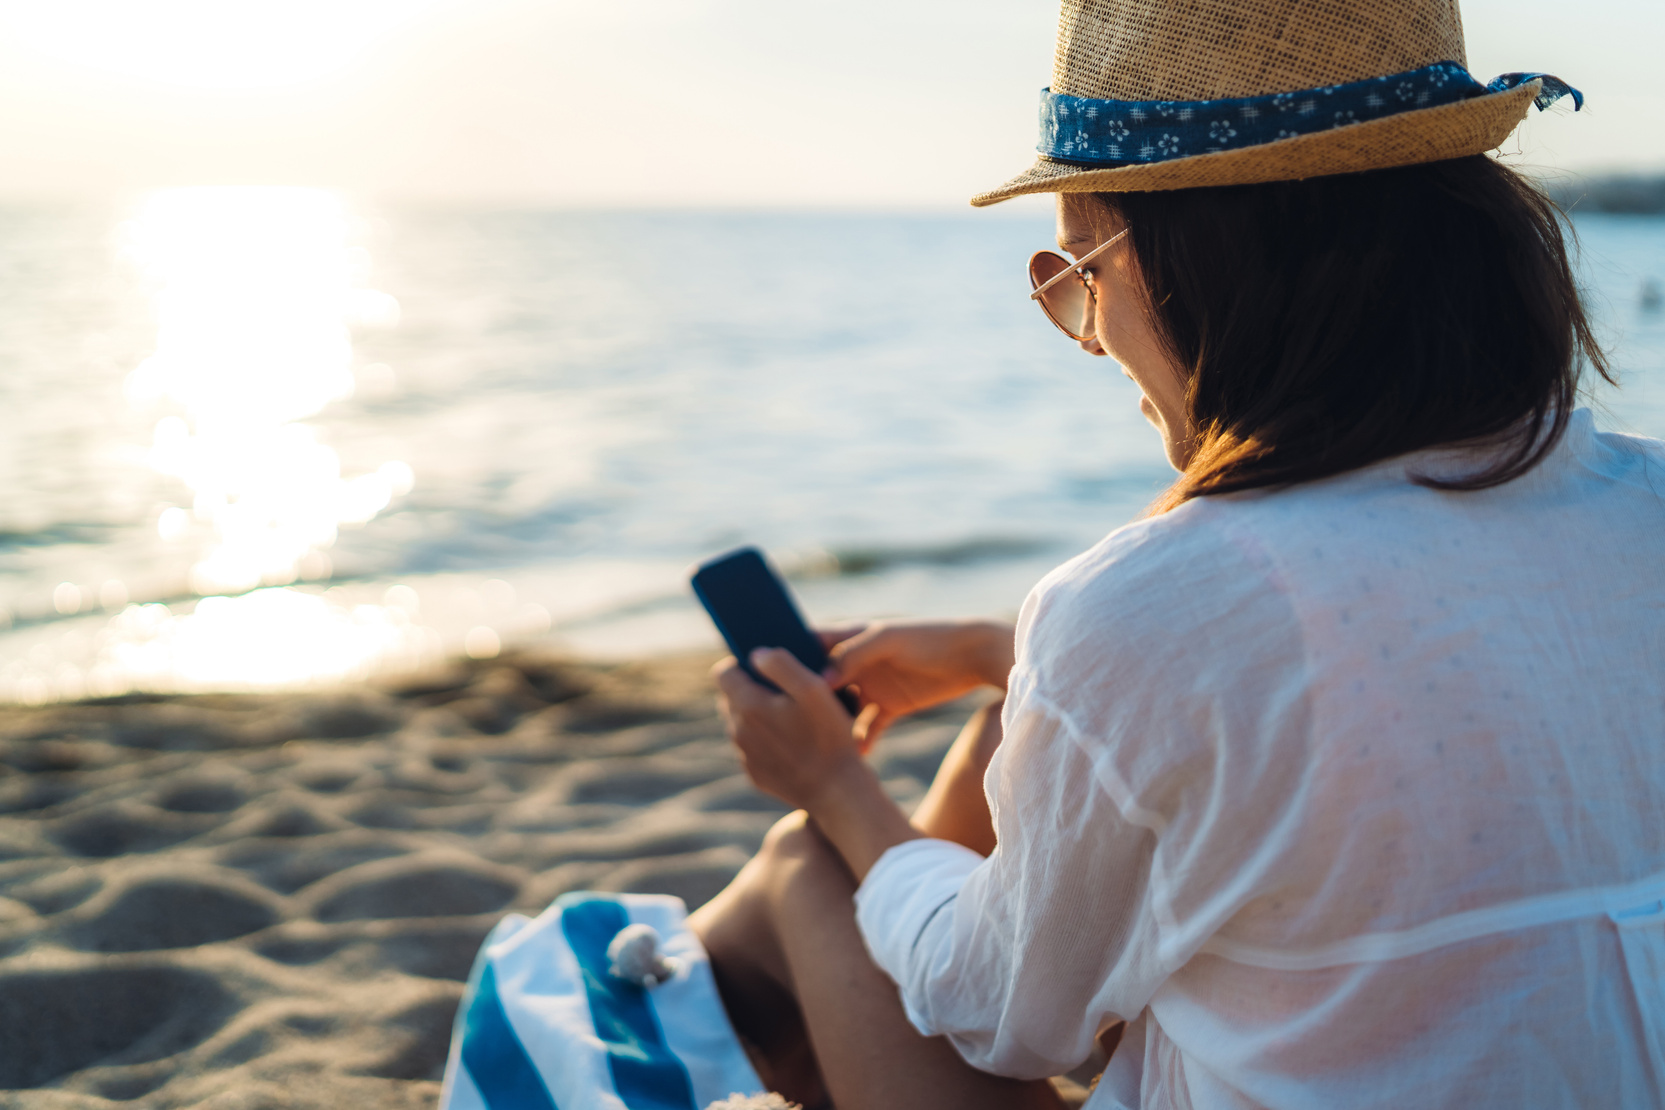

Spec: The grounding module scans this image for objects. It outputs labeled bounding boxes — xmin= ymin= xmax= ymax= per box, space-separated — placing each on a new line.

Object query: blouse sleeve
xmin=854 ymin=685 xmax=1165 ymax=1078
xmin=854 ymin=501 xmax=1309 ymax=1079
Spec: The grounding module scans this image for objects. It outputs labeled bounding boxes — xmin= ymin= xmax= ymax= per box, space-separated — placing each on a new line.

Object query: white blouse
xmin=854 ymin=409 xmax=1665 ymax=1109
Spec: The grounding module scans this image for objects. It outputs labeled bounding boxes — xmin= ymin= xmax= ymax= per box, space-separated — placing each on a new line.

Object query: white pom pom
xmin=703 ymin=1095 xmax=799 ymax=1110
xmin=606 ymin=923 xmax=682 ymax=988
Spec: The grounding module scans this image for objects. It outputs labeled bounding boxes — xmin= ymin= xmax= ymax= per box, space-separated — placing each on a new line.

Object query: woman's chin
xmin=1137 ymin=399 xmax=1188 ymax=471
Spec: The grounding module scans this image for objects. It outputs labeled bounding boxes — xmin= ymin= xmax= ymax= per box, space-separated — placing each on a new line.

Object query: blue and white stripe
xmin=441 ymin=893 xmax=766 ymax=1110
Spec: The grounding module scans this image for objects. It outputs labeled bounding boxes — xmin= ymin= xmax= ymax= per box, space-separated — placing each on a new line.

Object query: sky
xmin=0 ymin=0 xmax=1657 ymax=208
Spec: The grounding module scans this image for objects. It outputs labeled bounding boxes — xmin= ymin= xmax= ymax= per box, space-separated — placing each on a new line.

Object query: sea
xmin=1 ymin=190 xmax=1661 ymax=702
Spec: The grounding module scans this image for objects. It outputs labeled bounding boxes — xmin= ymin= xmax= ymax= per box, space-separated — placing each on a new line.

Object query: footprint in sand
xmin=69 ymin=872 xmax=283 ymax=952
xmin=218 ymin=835 xmax=412 ymax=894
xmin=155 ymin=776 xmax=251 ymax=814
xmin=49 ymin=804 xmax=218 ymax=857
xmin=0 ymin=964 xmax=237 ymax=1089
xmin=308 ymin=856 xmax=522 ymax=922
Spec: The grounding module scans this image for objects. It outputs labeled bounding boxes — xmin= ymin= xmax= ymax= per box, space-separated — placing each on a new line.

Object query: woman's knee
xmin=757 ymin=811 xmax=854 ymax=895
xmin=760 ymin=810 xmax=829 ymax=865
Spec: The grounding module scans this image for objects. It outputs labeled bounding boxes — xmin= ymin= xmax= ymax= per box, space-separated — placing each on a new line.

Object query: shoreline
xmin=0 ymin=649 xmax=973 ymax=1107
xmin=0 ymin=547 xmax=1054 ymax=710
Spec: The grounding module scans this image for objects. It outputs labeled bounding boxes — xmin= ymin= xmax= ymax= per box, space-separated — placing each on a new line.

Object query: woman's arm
xmin=713 ymin=619 xmax=1015 ymax=879
xmin=824 ymin=619 xmax=1016 ymax=749
xmin=714 ymin=647 xmax=919 ymax=881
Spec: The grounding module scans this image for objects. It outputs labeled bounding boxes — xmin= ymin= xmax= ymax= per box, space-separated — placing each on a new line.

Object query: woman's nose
xmin=1079 ymin=335 xmax=1107 ymax=356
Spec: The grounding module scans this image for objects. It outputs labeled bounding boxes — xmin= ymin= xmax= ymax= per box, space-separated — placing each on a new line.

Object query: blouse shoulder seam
xmin=1009 ymin=684 xmax=1189 ymax=956
xmin=1013 ymin=683 xmax=1167 ymax=835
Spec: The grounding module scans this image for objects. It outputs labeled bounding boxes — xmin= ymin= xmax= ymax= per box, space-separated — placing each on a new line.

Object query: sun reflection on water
xmin=104 ymin=589 xmax=431 ymax=692
xmin=0 ymin=187 xmax=436 ymax=702
xmin=124 ymin=186 xmax=411 ymax=596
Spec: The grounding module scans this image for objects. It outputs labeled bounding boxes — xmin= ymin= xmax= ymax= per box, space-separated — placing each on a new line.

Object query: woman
xmin=691 ymin=2 xmax=1665 ymax=1108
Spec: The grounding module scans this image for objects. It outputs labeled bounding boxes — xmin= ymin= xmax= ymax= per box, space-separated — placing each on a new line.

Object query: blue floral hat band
xmin=1039 ymin=62 xmax=1581 ymax=169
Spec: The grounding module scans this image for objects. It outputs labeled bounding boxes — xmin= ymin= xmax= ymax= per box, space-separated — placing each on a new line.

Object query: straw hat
xmin=972 ymin=0 xmax=1579 ymax=206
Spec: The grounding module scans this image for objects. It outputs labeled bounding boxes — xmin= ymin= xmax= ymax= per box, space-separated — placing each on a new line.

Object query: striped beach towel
xmin=440 ymin=892 xmax=769 ymax=1110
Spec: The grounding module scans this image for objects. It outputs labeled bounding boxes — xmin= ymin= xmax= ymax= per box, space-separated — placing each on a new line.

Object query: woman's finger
xmin=853 ymin=703 xmax=889 ymax=753
xmin=854 ymin=704 xmax=895 ymax=750
xmin=714 ymin=656 xmax=774 ymax=711
xmin=751 ymin=647 xmax=842 ymax=711
xmin=817 ymin=625 xmax=867 ymax=651
xmin=824 ymin=624 xmax=892 ymax=683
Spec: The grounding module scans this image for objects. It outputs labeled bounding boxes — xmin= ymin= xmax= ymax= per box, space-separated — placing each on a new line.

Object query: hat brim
xmin=970 ymin=81 xmax=1539 ymax=206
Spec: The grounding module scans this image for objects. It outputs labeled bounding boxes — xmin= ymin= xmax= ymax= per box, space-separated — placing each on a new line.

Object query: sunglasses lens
xmin=1028 ymin=252 xmax=1094 ymax=340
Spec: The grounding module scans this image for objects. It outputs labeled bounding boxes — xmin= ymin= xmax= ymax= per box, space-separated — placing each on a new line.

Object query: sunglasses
xmin=1027 ymin=227 xmax=1131 ymax=341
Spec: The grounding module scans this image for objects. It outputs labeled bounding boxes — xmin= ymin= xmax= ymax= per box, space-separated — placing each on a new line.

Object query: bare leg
xmin=690 ymin=838 xmax=827 ymax=1107
xmin=691 ymin=699 xmax=1060 ymax=1107
xmin=690 ymin=810 xmax=1063 ymax=1110
xmin=909 ymin=699 xmax=1004 ymax=855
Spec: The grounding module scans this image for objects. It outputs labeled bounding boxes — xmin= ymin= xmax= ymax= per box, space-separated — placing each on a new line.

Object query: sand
xmin=0 ymin=651 xmax=977 ymax=1109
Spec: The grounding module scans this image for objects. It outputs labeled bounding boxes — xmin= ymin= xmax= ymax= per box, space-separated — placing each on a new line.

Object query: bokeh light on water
xmin=0 ymin=187 xmax=427 ymax=701
xmin=124 ymin=187 xmax=409 ymax=596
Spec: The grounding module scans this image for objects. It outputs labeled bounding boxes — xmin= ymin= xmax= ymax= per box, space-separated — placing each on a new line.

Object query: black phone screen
xmin=691 ymin=547 xmax=827 ymax=684
xmin=690 ymin=547 xmax=857 ymax=713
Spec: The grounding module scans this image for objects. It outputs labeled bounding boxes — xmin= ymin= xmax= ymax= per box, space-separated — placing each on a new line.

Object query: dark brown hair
xmin=1077 ymin=155 xmax=1611 ymax=514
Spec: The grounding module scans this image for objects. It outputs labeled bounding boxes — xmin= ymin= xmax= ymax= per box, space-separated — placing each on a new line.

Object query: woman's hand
xmin=823 ymin=620 xmax=1016 ymax=749
xmin=713 ymin=648 xmax=862 ymax=811
xmin=713 ymin=648 xmax=920 ymax=880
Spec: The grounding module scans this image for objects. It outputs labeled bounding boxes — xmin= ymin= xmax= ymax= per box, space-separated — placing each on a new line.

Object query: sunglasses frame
xmin=1028 ymin=227 xmax=1132 ymax=341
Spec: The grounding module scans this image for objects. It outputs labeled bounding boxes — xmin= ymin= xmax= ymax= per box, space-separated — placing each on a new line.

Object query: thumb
xmin=853 ymin=703 xmax=892 ymax=753
xmin=824 ymin=625 xmax=887 ymax=685
xmin=751 ymin=647 xmax=840 ymax=707
xmin=817 ymin=625 xmax=866 ymax=651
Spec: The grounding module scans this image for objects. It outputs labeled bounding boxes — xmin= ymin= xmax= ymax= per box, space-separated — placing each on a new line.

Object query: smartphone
xmin=690 ymin=546 xmax=859 ymax=714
